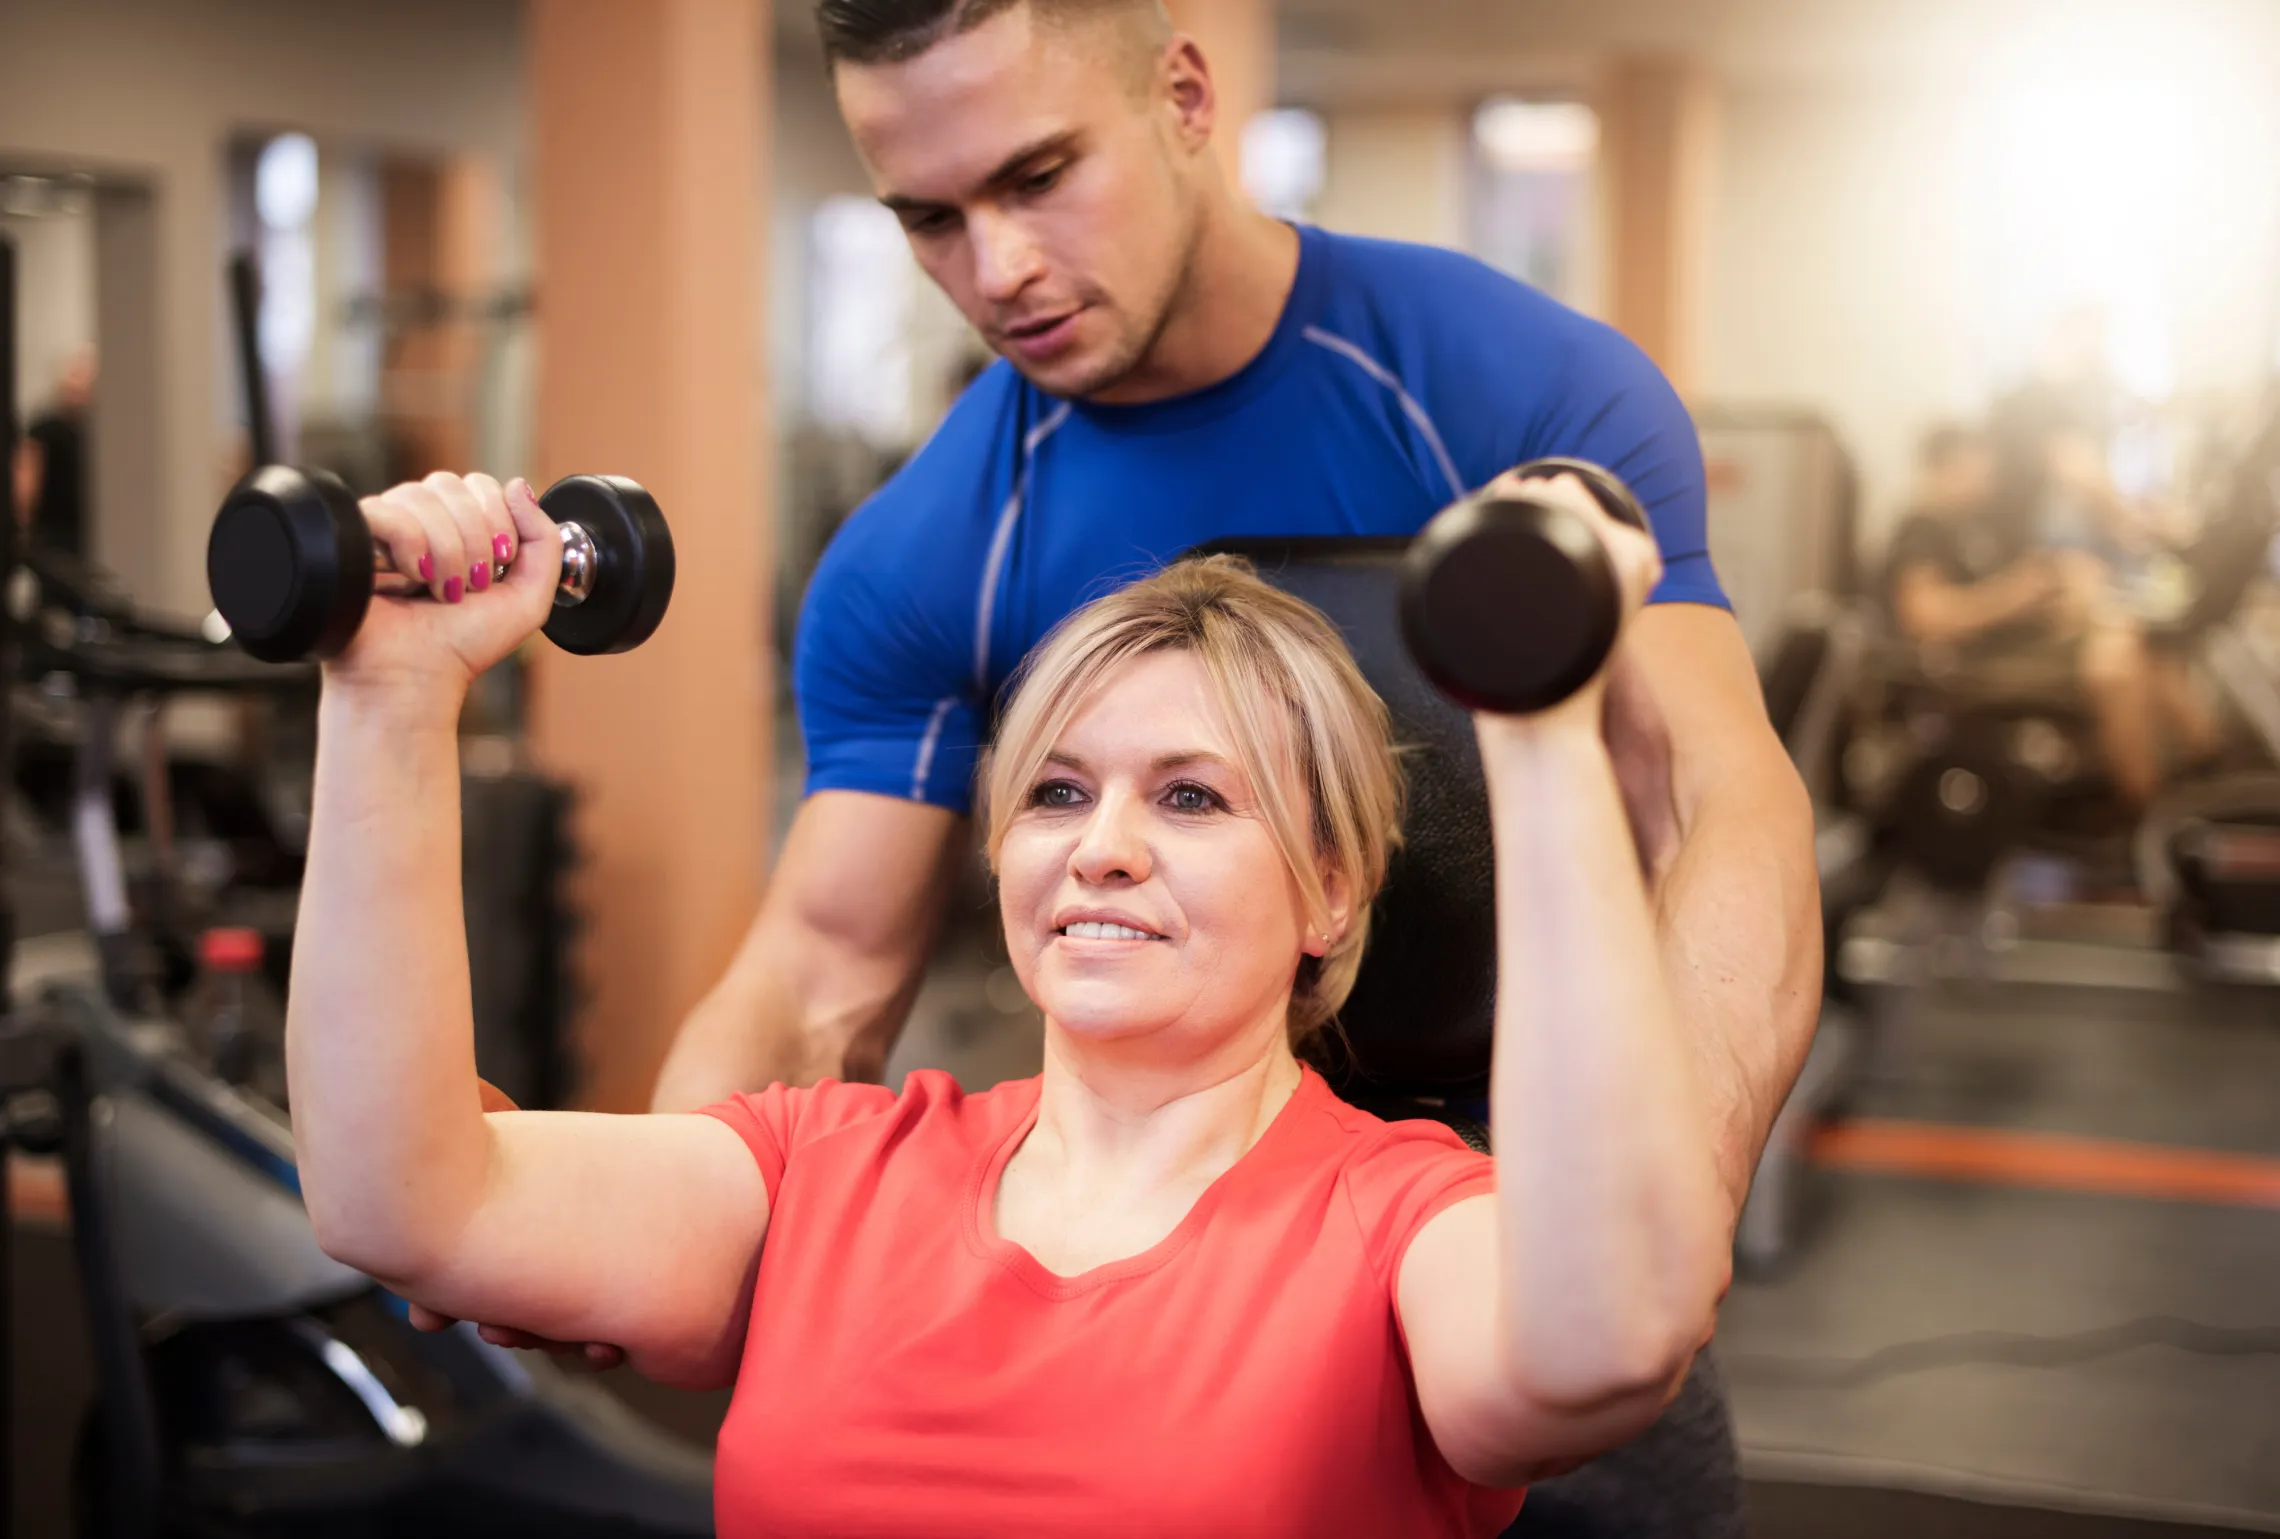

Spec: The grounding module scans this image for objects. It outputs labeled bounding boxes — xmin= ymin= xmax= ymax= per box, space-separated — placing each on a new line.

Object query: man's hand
xmin=400 ymin=1078 xmax=628 ymax=1370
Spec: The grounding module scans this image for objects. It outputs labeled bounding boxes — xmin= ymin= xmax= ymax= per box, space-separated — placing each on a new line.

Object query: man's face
xmin=835 ymin=6 xmax=1200 ymax=400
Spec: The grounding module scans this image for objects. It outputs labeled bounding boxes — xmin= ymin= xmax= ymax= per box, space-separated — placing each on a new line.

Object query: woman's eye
xmin=1028 ymin=779 xmax=1085 ymax=809
xmin=1165 ymin=782 xmax=1221 ymax=813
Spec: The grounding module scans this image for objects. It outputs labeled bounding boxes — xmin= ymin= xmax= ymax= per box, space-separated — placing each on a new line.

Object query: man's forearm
xmin=1651 ymin=760 xmax=1822 ymax=1224
xmin=648 ymin=915 xmax=938 ymax=1112
xmin=649 ymin=959 xmax=832 ymax=1113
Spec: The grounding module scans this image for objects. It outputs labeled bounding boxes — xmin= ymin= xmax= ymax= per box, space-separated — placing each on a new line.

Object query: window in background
xmin=1468 ymin=98 xmax=1599 ymax=310
xmin=1976 ymin=82 xmax=2185 ymax=405
xmin=1243 ymin=108 xmax=1327 ymax=223
xmin=808 ymin=195 xmax=916 ymax=449
xmin=255 ymin=133 xmax=320 ymax=392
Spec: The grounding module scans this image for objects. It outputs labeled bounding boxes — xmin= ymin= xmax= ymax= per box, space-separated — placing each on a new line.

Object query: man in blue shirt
xmin=648 ymin=2 xmax=1816 ymax=1532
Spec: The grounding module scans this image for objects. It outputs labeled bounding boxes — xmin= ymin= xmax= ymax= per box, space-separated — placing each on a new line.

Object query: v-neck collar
xmin=963 ymin=1066 xmax=1326 ymax=1300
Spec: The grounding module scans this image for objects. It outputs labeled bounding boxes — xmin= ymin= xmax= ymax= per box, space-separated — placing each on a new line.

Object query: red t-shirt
xmin=699 ymin=1064 xmax=1525 ymax=1537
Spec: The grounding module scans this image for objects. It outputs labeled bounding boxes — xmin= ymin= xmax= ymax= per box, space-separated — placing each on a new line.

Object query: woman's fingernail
xmin=445 ymin=576 xmax=464 ymax=604
xmin=494 ymin=533 xmax=513 ymax=563
xmin=417 ymin=554 xmax=434 ymax=584
xmin=470 ymin=562 xmax=491 ymax=593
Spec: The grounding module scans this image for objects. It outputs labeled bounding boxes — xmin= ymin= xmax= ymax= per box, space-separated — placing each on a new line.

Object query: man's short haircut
xmin=815 ymin=0 xmax=1169 ymax=69
xmin=1920 ymin=421 xmax=1988 ymax=469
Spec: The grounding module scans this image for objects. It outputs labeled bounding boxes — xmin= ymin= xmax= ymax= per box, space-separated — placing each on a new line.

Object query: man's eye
xmin=1028 ymin=779 xmax=1084 ymax=809
xmin=1020 ymin=165 xmax=1064 ymax=196
xmin=1165 ymin=781 xmax=1222 ymax=813
xmin=904 ymin=210 xmax=958 ymax=237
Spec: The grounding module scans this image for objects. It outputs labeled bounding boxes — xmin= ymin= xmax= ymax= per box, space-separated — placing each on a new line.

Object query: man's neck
xmin=1086 ymin=200 xmax=1301 ymax=407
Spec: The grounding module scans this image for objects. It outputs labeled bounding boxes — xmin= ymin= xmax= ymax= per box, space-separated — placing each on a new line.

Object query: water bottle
xmin=190 ymin=926 xmax=267 ymax=1088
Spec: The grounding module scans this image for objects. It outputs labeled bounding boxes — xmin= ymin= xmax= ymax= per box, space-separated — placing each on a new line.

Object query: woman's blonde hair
xmin=982 ymin=556 xmax=1404 ymax=1049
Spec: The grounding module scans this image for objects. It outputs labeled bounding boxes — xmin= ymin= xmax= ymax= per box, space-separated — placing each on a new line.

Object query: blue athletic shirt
xmin=796 ymin=224 xmax=1729 ymax=814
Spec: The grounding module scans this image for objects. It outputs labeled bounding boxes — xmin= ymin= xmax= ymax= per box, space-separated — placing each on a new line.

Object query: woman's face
xmin=998 ymin=650 xmax=1319 ymax=1058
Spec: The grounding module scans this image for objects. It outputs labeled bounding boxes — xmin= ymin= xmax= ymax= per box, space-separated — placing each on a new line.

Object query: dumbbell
xmin=1398 ymin=457 xmax=1650 ymax=714
xmin=206 ymin=465 xmax=675 ymax=664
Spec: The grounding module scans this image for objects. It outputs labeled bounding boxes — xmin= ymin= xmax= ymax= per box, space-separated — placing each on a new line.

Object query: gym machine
xmin=0 ymin=238 xmax=716 ymax=1537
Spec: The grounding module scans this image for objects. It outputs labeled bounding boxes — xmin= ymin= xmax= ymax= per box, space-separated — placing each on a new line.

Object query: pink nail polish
xmin=417 ymin=554 xmax=434 ymax=584
xmin=494 ymin=534 xmax=513 ymax=563
xmin=444 ymin=576 xmax=464 ymax=604
xmin=470 ymin=562 xmax=491 ymax=592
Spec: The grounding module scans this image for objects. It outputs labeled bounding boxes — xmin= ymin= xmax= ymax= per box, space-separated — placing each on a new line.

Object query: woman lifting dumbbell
xmin=276 ymin=467 xmax=1728 ymax=1536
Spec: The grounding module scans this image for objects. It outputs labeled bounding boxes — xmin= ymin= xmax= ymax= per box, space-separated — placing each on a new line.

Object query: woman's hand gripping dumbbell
xmin=1398 ymin=457 xmax=1664 ymax=723
xmin=206 ymin=466 xmax=675 ymax=670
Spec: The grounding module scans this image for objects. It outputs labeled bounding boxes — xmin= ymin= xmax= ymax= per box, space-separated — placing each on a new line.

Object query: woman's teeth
xmin=1063 ymin=922 xmax=1156 ymax=941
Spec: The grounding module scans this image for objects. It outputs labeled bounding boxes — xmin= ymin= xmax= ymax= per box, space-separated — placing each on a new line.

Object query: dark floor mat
xmin=1749 ymin=1478 xmax=2268 ymax=1538
xmin=1728 ymin=974 xmax=2280 ymax=1530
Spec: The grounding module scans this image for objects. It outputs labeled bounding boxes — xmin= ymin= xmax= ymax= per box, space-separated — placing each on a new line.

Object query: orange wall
xmin=1600 ymin=56 xmax=1718 ymax=395
xmin=525 ymin=0 xmax=772 ymax=1112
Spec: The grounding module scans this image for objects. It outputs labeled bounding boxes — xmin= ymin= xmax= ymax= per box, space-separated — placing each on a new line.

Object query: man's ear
xmin=1160 ymin=35 xmax=1217 ymax=154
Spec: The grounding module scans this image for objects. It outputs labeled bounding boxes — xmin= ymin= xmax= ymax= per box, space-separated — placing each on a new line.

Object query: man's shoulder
xmin=850 ymin=366 xmax=1034 ymax=528
xmin=1310 ymin=227 xmax=1603 ymax=356
xmin=811 ymin=365 xmax=1041 ymax=591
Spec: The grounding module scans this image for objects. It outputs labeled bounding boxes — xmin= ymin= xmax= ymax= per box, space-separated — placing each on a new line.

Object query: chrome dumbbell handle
xmin=379 ymin=521 xmax=600 ymax=609
xmin=555 ymin=522 xmax=599 ymax=606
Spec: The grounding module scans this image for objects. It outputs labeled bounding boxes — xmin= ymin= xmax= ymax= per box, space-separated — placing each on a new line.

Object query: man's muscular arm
xmin=1611 ymin=604 xmax=1821 ymax=1225
xmin=649 ymin=792 xmax=965 ymax=1112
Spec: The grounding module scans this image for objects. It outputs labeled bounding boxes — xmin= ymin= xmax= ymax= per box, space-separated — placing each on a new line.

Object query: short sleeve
xmin=1341 ymin=1122 xmax=1498 ymax=1290
xmin=1327 ymin=237 xmax=1727 ymax=614
xmin=794 ymin=529 xmax=990 ymax=812
xmin=1521 ymin=321 xmax=1723 ymax=612
xmin=699 ymin=1079 xmax=899 ymax=1211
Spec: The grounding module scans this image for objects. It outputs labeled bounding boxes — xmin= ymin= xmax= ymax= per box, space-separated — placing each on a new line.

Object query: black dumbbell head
xmin=207 ymin=465 xmax=373 ymax=663
xmin=1512 ymin=456 xmax=1651 ymax=532
xmin=538 ymin=475 xmax=676 ymax=656
xmin=1399 ymin=492 xmax=1624 ymax=715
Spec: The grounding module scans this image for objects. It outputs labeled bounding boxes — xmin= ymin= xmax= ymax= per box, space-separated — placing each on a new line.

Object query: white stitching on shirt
xmin=1301 ymin=325 xmax=1466 ymax=503
xmin=910 ymin=695 xmax=958 ymax=802
xmin=972 ymin=402 xmax=1074 ymax=693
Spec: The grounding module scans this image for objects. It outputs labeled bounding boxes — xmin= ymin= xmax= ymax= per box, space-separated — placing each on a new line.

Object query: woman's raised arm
xmin=285 ymin=473 xmax=768 ymax=1387
xmin=1393 ymin=475 xmax=1731 ymax=1486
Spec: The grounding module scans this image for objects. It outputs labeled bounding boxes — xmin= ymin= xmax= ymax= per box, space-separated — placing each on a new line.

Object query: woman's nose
xmin=1070 ymin=792 xmax=1152 ymax=885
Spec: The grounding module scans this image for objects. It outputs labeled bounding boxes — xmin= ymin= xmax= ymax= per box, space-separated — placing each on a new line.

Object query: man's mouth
xmin=1005 ymin=309 xmax=1080 ymax=339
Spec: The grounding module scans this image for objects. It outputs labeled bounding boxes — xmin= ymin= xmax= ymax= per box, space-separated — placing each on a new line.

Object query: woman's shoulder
xmin=1292 ymin=1071 xmax=1487 ymax=1153
xmin=1281 ymin=1076 xmax=1496 ymax=1278
xmin=699 ymin=1072 xmax=1040 ymax=1191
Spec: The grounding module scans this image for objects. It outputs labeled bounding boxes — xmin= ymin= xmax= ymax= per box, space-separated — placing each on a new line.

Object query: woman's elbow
xmin=303 ymin=1185 xmax=452 ymax=1291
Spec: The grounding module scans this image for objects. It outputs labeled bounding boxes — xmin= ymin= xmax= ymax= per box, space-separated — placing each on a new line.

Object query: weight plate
xmin=538 ymin=475 xmax=675 ymax=656
xmin=1512 ymin=456 xmax=1651 ymax=532
xmin=1398 ymin=492 xmax=1621 ymax=715
xmin=206 ymin=466 xmax=371 ymax=663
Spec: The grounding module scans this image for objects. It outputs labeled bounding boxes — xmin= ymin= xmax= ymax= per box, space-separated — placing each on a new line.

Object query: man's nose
xmin=970 ymin=209 xmax=1044 ymax=306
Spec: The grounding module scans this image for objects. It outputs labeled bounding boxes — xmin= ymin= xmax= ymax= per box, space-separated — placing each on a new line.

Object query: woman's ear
xmin=1312 ymin=867 xmax=1355 ymax=957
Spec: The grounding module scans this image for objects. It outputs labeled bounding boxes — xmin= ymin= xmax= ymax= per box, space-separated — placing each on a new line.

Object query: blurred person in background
xmin=11 ymin=343 xmax=95 ymax=559
xmin=1887 ymin=423 xmax=2220 ymax=813
xmin=1990 ymin=304 xmax=2194 ymax=608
